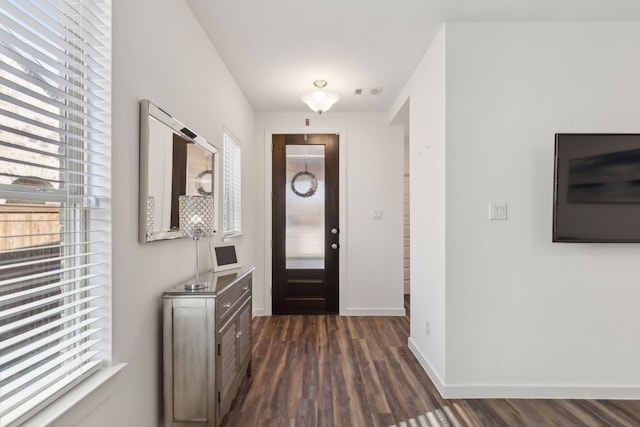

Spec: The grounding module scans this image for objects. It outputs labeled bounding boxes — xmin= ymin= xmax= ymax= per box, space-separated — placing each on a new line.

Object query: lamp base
xmin=184 ymin=281 xmax=209 ymax=290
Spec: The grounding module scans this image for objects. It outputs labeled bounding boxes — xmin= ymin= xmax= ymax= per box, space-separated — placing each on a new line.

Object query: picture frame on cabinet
xmin=209 ymin=243 xmax=241 ymax=272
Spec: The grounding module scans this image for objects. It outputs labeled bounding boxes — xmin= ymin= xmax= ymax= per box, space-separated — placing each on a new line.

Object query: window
xmin=0 ymin=1 xmax=111 ymax=425
xmin=223 ymin=132 xmax=241 ymax=235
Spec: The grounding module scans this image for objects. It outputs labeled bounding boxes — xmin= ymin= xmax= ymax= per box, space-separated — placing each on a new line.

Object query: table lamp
xmin=179 ymin=195 xmax=215 ymax=290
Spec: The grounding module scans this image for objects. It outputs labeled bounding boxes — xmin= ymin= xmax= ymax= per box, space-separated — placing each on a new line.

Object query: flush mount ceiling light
xmin=301 ymin=80 xmax=339 ymax=114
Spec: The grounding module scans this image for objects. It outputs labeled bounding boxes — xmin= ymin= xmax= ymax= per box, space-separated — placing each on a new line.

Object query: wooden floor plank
xmin=221 ymin=297 xmax=640 ymax=427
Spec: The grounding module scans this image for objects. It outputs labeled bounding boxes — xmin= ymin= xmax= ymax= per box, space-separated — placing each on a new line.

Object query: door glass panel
xmin=285 ymin=145 xmax=325 ymax=269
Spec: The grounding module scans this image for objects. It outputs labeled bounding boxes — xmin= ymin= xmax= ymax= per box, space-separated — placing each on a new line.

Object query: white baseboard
xmin=253 ymin=308 xmax=406 ymax=316
xmin=442 ymin=384 xmax=640 ymax=400
xmin=342 ymin=307 xmax=406 ymax=316
xmin=407 ymin=337 xmax=640 ymax=400
xmin=408 ymin=336 xmax=446 ymax=396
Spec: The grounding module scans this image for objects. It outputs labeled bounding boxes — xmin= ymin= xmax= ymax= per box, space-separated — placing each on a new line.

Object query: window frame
xmin=0 ymin=1 xmax=115 ymax=425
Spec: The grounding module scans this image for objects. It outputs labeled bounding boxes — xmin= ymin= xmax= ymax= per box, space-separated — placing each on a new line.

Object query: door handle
xmin=331 ymin=243 xmax=339 ymax=249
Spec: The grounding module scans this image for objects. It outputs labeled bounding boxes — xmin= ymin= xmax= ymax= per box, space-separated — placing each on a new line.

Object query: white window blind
xmin=223 ymin=133 xmax=241 ymax=235
xmin=0 ymin=0 xmax=111 ymax=426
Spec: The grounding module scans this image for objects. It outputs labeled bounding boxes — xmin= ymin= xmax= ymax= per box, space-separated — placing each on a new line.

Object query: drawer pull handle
xmin=236 ymin=331 xmax=242 ymax=338
xmin=223 ymin=302 xmax=232 ymax=308
xmin=242 ymin=286 xmax=249 ymax=291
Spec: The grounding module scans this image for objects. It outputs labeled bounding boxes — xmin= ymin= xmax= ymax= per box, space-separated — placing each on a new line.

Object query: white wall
xmin=390 ymin=26 xmax=448 ymax=390
xmin=254 ymin=113 xmax=405 ymax=316
xmin=445 ymin=22 xmax=640 ymax=398
xmin=398 ymin=21 xmax=640 ymax=399
xmin=50 ymin=0 xmax=255 ymax=425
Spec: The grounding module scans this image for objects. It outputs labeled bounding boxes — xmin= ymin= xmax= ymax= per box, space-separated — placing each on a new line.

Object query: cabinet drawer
xmin=237 ymin=297 xmax=252 ymax=366
xmin=216 ymin=276 xmax=251 ymax=322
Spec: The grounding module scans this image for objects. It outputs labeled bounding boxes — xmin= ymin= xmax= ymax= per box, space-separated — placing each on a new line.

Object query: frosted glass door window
xmin=285 ymin=145 xmax=325 ymax=269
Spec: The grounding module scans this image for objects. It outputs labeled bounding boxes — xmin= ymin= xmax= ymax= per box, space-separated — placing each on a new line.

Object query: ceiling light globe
xmin=301 ymin=89 xmax=340 ymax=114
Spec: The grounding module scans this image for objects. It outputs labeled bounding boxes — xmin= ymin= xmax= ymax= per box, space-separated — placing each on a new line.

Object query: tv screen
xmin=553 ymin=133 xmax=640 ymax=242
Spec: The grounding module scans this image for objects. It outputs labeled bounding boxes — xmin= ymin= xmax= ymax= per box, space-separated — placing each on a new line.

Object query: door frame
xmin=263 ymin=126 xmax=347 ymax=316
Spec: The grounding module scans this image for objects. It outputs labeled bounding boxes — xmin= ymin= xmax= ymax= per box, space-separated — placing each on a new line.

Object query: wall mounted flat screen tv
xmin=553 ymin=133 xmax=640 ymax=242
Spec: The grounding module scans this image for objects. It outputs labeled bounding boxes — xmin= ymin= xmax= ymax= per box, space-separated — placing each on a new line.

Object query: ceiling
xmin=186 ymin=0 xmax=640 ymax=114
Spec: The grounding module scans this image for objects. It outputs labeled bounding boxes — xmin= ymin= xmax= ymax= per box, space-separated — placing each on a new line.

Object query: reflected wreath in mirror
xmin=195 ymin=170 xmax=213 ymax=195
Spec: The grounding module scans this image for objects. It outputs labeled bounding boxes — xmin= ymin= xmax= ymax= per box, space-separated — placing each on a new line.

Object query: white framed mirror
xmin=139 ymin=100 xmax=218 ymax=243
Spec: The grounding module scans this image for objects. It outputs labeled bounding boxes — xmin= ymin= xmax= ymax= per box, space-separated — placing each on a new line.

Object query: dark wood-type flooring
xmin=222 ymin=296 xmax=640 ymax=426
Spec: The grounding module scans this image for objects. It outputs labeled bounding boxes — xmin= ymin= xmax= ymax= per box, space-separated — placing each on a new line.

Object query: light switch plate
xmin=489 ymin=203 xmax=507 ymax=220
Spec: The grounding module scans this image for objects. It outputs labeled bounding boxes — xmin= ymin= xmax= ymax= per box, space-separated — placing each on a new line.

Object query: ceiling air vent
xmin=353 ymin=87 xmax=383 ymax=96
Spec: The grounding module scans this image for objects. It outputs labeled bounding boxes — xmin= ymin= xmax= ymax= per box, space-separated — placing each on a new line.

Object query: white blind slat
xmin=0 ymin=157 xmax=109 ymax=181
xmin=0 ymin=90 xmax=107 ymax=131
xmin=0 ymin=108 xmax=107 ymax=148
xmin=0 ymin=68 xmax=101 ymax=119
xmin=0 ymin=261 xmax=103 ymax=288
xmin=0 ymin=351 xmax=101 ymax=420
xmin=0 ymin=248 xmax=101 ymax=272
xmin=2 ymin=2 xmax=109 ymax=76
xmin=1 ymin=359 xmax=101 ymax=426
xmin=0 ymin=239 xmax=106 ymax=261
xmin=1 ymin=328 xmax=102 ymax=378
xmin=223 ymin=133 xmax=242 ymax=233
xmin=1 ymin=283 xmax=103 ymax=319
xmin=0 ymin=76 xmax=106 ymax=125
xmin=0 ymin=42 xmax=104 ymax=96
xmin=0 ymin=229 xmax=108 ymax=245
xmin=0 ymin=189 xmax=108 ymax=207
xmin=19 ymin=0 xmax=110 ymax=51
xmin=0 ymin=295 xmax=102 ymax=337
xmin=0 ymin=121 xmax=108 ymax=158
xmin=2 ymin=341 xmax=101 ymax=397
xmin=0 ymin=306 xmax=100 ymax=351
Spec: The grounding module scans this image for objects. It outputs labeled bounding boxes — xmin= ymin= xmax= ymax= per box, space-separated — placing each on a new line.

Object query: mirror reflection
xmin=140 ymin=100 xmax=218 ymax=243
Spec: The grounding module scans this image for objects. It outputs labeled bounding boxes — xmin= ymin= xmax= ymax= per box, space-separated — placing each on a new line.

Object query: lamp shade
xmin=301 ymin=89 xmax=339 ymax=114
xmin=179 ymin=195 xmax=215 ymax=238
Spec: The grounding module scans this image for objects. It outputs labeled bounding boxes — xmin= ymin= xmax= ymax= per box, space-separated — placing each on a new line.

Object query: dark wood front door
xmin=272 ymin=134 xmax=339 ymax=314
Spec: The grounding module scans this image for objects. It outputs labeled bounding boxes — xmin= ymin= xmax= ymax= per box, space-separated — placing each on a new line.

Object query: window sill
xmin=222 ymin=232 xmax=244 ymax=241
xmin=22 ymin=363 xmax=127 ymax=427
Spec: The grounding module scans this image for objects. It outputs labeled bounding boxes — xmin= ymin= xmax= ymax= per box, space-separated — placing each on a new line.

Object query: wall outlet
xmin=372 ymin=209 xmax=383 ymax=220
xmin=425 ymin=320 xmax=431 ymax=336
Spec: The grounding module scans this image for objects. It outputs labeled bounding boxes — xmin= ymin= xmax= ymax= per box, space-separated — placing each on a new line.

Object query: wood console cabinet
xmin=162 ymin=267 xmax=254 ymax=427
